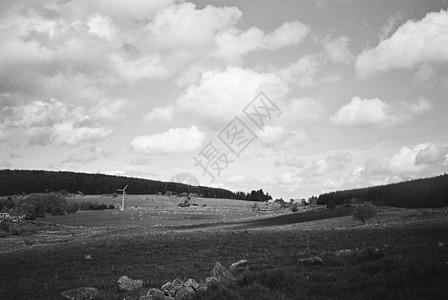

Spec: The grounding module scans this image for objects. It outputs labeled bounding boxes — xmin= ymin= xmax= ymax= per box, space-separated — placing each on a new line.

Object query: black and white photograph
xmin=0 ymin=0 xmax=448 ymax=299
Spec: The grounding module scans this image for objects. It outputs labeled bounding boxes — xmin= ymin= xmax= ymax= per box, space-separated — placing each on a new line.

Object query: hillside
xmin=0 ymin=169 xmax=246 ymax=199
xmin=317 ymin=173 xmax=448 ymax=208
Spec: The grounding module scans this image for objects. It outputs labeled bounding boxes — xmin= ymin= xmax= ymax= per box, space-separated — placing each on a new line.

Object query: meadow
xmin=0 ymin=195 xmax=447 ymax=299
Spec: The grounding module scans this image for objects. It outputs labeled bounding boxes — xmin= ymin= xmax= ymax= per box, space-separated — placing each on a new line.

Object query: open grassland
xmin=0 ymin=223 xmax=447 ymax=299
xmin=1 ymin=195 xmax=447 ymax=299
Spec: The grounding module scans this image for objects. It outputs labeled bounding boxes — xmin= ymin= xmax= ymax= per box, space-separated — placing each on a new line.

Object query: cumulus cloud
xmin=64 ymin=146 xmax=111 ymax=165
xmin=356 ymin=10 xmax=448 ymax=78
xmin=321 ymin=35 xmax=353 ymax=64
xmin=355 ymin=143 xmax=448 ymax=185
xmin=281 ymin=54 xmax=340 ymax=87
xmin=330 ymin=96 xmax=431 ymax=127
xmin=300 ymin=152 xmax=352 ymax=176
xmin=143 ymin=106 xmax=174 ymax=123
xmin=215 ymin=21 xmax=310 ymax=61
xmin=256 ymin=126 xmax=307 ymax=149
xmin=130 ymin=126 xmax=205 ymax=154
xmin=176 ymin=66 xmax=289 ymax=126
xmin=1 ymin=99 xmax=113 ymax=146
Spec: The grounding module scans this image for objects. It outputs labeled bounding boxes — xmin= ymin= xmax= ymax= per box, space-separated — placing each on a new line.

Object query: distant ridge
xmin=317 ymin=173 xmax=448 ymax=208
xmin=0 ymin=169 xmax=244 ymax=199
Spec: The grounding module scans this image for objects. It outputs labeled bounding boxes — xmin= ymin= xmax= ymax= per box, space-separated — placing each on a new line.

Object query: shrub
xmin=352 ymin=202 xmax=377 ymax=224
xmin=326 ymin=201 xmax=336 ymax=209
xmin=12 ymin=224 xmax=38 ymax=236
xmin=291 ymin=202 xmax=299 ymax=213
xmin=108 ymin=204 xmax=115 ymax=209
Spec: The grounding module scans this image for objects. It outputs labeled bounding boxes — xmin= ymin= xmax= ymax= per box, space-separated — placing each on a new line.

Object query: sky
xmin=1 ymin=0 xmax=448 ymax=200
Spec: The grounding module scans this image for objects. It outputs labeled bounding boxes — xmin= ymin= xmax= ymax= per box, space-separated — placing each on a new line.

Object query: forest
xmin=0 ymin=169 xmax=271 ymax=201
xmin=317 ymin=173 xmax=448 ymax=208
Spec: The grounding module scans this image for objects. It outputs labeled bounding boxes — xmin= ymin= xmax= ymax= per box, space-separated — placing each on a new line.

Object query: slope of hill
xmin=0 ymin=169 xmax=243 ymax=199
xmin=317 ymin=173 xmax=448 ymax=208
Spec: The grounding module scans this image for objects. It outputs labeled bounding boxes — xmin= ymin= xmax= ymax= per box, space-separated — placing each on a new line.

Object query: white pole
xmin=122 ymin=192 xmax=125 ymax=211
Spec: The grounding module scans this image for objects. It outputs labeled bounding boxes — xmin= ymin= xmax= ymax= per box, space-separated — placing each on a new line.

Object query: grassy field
xmin=0 ymin=195 xmax=447 ymax=299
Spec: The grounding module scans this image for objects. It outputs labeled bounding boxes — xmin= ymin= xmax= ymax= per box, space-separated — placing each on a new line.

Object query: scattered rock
xmin=211 ymin=262 xmax=235 ymax=281
xmin=161 ymin=282 xmax=173 ymax=295
xmin=185 ymin=278 xmax=200 ymax=291
xmin=139 ymin=288 xmax=165 ymax=300
xmin=205 ymin=276 xmax=219 ymax=285
xmin=229 ymin=259 xmax=249 ymax=272
xmin=298 ymin=256 xmax=323 ymax=266
xmin=61 ymin=287 xmax=100 ymax=300
xmin=174 ymin=286 xmax=195 ymax=300
xmin=335 ymin=249 xmax=353 ymax=256
xmin=117 ymin=275 xmax=143 ymax=292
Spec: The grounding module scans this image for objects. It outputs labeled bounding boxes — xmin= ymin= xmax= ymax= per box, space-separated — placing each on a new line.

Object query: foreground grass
xmin=0 ymin=225 xmax=447 ymax=299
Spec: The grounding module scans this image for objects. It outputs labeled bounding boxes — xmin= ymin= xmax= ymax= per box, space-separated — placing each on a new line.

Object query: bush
xmin=326 ymin=201 xmax=336 ymax=209
xmin=352 ymin=202 xmax=377 ymax=224
xmin=291 ymin=202 xmax=299 ymax=213
xmin=12 ymin=224 xmax=38 ymax=236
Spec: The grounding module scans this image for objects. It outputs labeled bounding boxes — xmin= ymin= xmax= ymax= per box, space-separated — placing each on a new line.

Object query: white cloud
xmin=90 ymin=98 xmax=133 ymax=121
xmin=144 ymin=106 xmax=174 ymax=123
xmin=281 ymin=55 xmax=319 ymax=88
xmin=1 ymin=99 xmax=114 ymax=145
xmin=256 ymin=126 xmax=307 ymax=149
xmin=176 ymin=66 xmax=289 ymax=126
xmin=355 ymin=143 xmax=448 ymax=184
xmin=330 ymin=97 xmax=393 ymax=126
xmin=64 ymin=146 xmax=111 ymax=165
xmin=356 ymin=10 xmax=448 ymax=78
xmin=378 ymin=12 xmax=404 ymax=41
xmin=330 ymin=96 xmax=431 ymax=127
xmin=130 ymin=126 xmax=205 ymax=154
xmin=301 ymin=152 xmax=352 ymax=176
xmin=215 ymin=21 xmax=310 ymax=60
xmin=321 ymin=35 xmax=353 ymax=64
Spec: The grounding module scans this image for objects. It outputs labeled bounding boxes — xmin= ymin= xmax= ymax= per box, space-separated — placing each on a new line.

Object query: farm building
xmin=0 ymin=212 xmax=10 ymax=219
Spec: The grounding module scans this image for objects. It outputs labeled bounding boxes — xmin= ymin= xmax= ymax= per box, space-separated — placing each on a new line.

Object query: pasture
xmin=0 ymin=195 xmax=447 ymax=299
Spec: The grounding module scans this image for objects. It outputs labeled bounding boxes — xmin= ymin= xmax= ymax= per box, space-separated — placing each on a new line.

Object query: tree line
xmin=0 ymin=169 xmax=270 ymax=201
xmin=317 ymin=173 xmax=448 ymax=208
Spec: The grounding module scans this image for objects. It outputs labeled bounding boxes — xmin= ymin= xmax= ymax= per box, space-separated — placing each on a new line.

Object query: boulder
xmin=205 ymin=276 xmax=219 ymax=285
xmin=185 ymin=278 xmax=200 ymax=291
xmin=211 ymin=262 xmax=235 ymax=282
xmin=298 ymin=256 xmax=323 ymax=266
xmin=117 ymin=275 xmax=144 ymax=292
xmin=139 ymin=288 xmax=166 ymax=300
xmin=229 ymin=259 xmax=249 ymax=272
xmin=174 ymin=286 xmax=195 ymax=300
xmin=160 ymin=281 xmax=172 ymax=295
xmin=61 ymin=287 xmax=100 ymax=300
xmin=335 ymin=249 xmax=353 ymax=256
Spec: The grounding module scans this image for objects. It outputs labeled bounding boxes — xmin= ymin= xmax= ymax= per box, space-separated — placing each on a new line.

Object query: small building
xmin=0 ymin=212 xmax=10 ymax=219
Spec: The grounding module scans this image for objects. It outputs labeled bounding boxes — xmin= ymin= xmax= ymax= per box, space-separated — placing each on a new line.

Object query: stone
xmin=229 ymin=259 xmax=249 ymax=272
xmin=174 ymin=286 xmax=195 ymax=300
xmin=298 ymin=256 xmax=323 ymax=266
xmin=185 ymin=278 xmax=200 ymax=291
xmin=335 ymin=249 xmax=353 ymax=256
xmin=117 ymin=275 xmax=144 ymax=292
xmin=205 ymin=276 xmax=219 ymax=285
xmin=61 ymin=287 xmax=100 ymax=300
xmin=140 ymin=288 xmax=166 ymax=300
xmin=161 ymin=281 xmax=172 ymax=295
xmin=211 ymin=262 xmax=235 ymax=282
xmin=438 ymin=242 xmax=445 ymax=248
